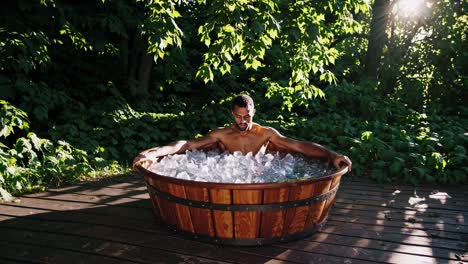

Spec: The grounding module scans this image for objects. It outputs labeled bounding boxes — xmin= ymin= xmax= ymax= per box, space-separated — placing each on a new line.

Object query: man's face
xmin=232 ymin=105 xmax=255 ymax=131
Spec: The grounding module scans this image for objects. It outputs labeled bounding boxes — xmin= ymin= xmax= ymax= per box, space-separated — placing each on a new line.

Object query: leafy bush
xmin=0 ymin=100 xmax=123 ymax=201
xmin=275 ymin=83 xmax=468 ymax=185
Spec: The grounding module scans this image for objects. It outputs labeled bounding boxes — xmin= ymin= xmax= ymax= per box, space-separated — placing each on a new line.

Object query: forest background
xmin=1 ymin=0 xmax=466 ymax=201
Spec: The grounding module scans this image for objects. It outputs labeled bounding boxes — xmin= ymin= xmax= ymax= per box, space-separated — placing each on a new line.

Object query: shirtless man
xmin=133 ymin=94 xmax=352 ymax=171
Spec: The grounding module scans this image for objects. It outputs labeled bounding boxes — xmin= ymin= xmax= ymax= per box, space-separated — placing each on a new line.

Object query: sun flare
xmin=394 ymin=0 xmax=426 ymax=17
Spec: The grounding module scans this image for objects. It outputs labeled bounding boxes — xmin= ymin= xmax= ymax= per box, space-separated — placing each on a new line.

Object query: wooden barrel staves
xmin=135 ymin=152 xmax=348 ymax=246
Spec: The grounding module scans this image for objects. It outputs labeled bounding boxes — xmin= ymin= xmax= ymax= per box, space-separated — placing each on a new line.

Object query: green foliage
xmin=193 ymin=0 xmax=368 ymax=108
xmin=0 ymin=100 xmax=123 ymax=201
xmin=293 ymin=83 xmax=467 ymax=185
xmin=195 ymin=0 xmax=280 ymax=82
xmin=140 ymin=0 xmax=185 ymax=60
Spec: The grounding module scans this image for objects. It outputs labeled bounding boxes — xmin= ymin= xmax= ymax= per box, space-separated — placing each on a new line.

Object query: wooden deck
xmin=0 ymin=175 xmax=466 ymax=264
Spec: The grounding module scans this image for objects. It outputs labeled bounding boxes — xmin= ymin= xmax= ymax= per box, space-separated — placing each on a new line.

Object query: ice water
xmin=148 ymin=150 xmax=335 ymax=183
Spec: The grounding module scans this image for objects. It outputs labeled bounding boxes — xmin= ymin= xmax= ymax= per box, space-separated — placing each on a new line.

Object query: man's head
xmin=231 ymin=94 xmax=255 ymax=132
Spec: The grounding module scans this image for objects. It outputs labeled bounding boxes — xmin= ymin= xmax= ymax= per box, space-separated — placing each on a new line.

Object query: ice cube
xmin=177 ymin=171 xmax=190 ymax=180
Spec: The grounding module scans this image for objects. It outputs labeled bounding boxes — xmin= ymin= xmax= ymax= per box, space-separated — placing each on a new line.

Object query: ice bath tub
xmin=134 ymin=149 xmax=349 ymax=246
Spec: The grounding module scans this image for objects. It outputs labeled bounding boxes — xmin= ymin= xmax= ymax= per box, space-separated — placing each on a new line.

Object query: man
xmin=133 ymin=94 xmax=352 ymax=171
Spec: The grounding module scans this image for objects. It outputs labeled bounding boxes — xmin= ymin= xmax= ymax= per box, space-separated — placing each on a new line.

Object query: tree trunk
xmin=125 ymin=29 xmax=154 ymax=97
xmin=128 ymin=29 xmax=142 ymax=83
xmin=120 ymin=34 xmax=129 ymax=88
xmin=137 ymin=53 xmax=153 ymax=96
xmin=364 ymin=0 xmax=391 ymax=80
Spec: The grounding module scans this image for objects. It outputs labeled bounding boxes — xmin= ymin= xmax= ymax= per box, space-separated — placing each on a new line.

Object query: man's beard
xmin=237 ymin=123 xmax=248 ymax=131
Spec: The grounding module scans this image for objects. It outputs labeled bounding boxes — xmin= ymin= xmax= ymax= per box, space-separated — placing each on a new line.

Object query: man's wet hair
xmin=232 ymin=94 xmax=254 ymax=110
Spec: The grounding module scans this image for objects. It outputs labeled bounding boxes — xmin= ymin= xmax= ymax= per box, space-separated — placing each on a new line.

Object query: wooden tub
xmin=134 ymin=150 xmax=348 ymax=246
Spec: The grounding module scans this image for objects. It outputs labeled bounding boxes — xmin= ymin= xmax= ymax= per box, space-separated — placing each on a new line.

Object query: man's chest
xmin=220 ymin=133 xmax=270 ymax=154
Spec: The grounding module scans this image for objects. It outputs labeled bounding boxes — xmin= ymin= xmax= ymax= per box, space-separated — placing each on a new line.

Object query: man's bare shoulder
xmin=254 ymin=124 xmax=281 ymax=136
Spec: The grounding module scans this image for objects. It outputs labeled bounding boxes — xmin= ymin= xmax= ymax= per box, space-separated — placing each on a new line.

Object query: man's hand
xmin=132 ymin=153 xmax=153 ymax=170
xmin=330 ymin=152 xmax=352 ymax=171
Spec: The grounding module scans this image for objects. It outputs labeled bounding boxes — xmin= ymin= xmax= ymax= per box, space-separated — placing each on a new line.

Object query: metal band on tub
xmin=164 ymin=220 xmax=327 ymax=246
xmin=145 ymin=181 xmax=339 ymax=211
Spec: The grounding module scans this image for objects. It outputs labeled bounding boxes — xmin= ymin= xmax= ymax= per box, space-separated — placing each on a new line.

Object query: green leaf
xmin=220 ymin=62 xmax=231 ymax=75
xmin=223 ymin=24 xmax=235 ymax=33
xmin=267 ymin=28 xmax=278 ymax=39
xmin=0 ymin=125 xmax=12 ymax=138
xmin=198 ymin=25 xmax=204 ymax=34
xmin=251 ymin=59 xmax=262 ymax=70
xmin=29 ymin=133 xmax=41 ymax=150
xmin=202 ymin=35 xmax=211 ymax=47
xmin=361 ymin=131 xmax=373 ymax=140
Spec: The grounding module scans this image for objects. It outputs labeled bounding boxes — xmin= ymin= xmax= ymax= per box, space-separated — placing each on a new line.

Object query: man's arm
xmin=267 ymin=127 xmax=352 ymax=170
xmin=132 ymin=131 xmax=221 ymax=168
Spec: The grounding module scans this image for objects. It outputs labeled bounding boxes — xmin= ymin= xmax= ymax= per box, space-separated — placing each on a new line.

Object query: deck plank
xmin=341 ymin=178 xmax=467 ymax=195
xmin=332 ymin=203 xmax=465 ymax=225
xmin=334 ymin=193 xmax=467 ymax=212
xmin=1 ymin=197 xmax=154 ymax=220
xmin=1 ymin=175 xmax=466 ymax=264
xmin=293 ymin=233 xmax=461 ymax=260
xmin=0 ymin=218 xmax=280 ymax=264
xmin=339 ymin=187 xmax=468 ymax=204
xmin=0 ymin=240 xmax=142 ymax=264
xmin=319 ymin=223 xmax=466 ymax=251
xmin=0 ymin=228 xmax=237 ymax=264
